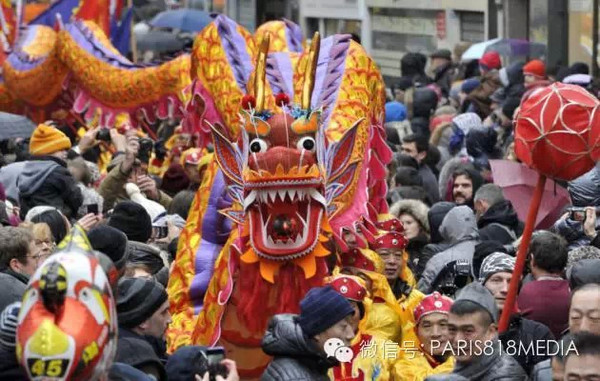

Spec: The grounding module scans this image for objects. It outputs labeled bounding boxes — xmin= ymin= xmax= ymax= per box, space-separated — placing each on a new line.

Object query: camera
xmin=431 ymin=259 xmax=473 ymax=298
xmin=96 ymin=128 xmax=112 ymax=142
xmin=137 ymin=137 xmax=154 ymax=163
xmin=567 ymin=206 xmax=600 ymax=222
xmin=153 ymin=225 xmax=168 ymax=239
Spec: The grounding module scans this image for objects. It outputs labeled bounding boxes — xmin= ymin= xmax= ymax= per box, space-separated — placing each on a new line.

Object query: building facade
xmin=299 ymin=0 xmax=488 ymax=83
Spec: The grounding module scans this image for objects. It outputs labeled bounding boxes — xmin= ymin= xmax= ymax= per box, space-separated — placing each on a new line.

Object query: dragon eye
xmin=250 ymin=138 xmax=268 ymax=153
xmin=297 ymin=136 xmax=316 ymax=151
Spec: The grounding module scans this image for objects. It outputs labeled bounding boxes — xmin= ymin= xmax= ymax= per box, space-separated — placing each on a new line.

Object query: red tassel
xmin=275 ymin=92 xmax=290 ymax=107
xmin=241 ymin=95 xmax=256 ymax=110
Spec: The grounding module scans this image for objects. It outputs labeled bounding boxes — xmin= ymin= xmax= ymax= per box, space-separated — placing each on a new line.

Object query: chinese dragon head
xmin=170 ymin=15 xmax=391 ymax=379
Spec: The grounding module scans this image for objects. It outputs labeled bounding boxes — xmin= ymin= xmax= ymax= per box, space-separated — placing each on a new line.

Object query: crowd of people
xmin=0 ymin=44 xmax=598 ymax=381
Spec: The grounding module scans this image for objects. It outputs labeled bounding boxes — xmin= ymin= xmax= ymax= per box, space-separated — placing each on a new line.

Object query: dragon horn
xmin=301 ymin=31 xmax=321 ymax=110
xmin=254 ymin=33 xmax=270 ymax=112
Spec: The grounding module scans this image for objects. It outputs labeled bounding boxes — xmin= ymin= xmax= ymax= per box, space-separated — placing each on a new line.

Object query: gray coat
xmin=417 ymin=206 xmax=479 ymax=294
xmin=261 ymin=314 xmax=336 ymax=381
xmin=453 ymin=340 xmax=528 ymax=381
xmin=0 ymin=270 xmax=27 ymax=314
xmin=530 ymin=359 xmax=551 ymax=381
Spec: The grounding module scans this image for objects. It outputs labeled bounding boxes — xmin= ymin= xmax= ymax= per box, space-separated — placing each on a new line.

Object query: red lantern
xmin=515 ymin=83 xmax=600 ymax=181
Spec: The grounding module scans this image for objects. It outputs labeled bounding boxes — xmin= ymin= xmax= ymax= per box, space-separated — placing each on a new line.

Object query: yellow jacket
xmin=330 ymin=333 xmax=398 ymax=381
xmin=392 ymin=351 xmax=455 ymax=381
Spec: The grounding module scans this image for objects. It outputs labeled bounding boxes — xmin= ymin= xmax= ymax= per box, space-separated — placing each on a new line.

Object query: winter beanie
xmin=88 ymin=225 xmax=130 ymax=271
xmin=297 ymin=286 xmax=354 ymax=337
xmin=478 ymin=252 xmax=516 ymax=284
xmin=117 ymin=278 xmax=168 ymax=328
xmin=108 ymin=201 xmax=152 ymax=243
xmin=479 ymin=51 xmax=501 ymax=71
xmin=455 ymin=282 xmax=499 ymax=323
xmin=29 ymin=123 xmax=72 ymax=156
xmin=523 ymin=59 xmax=546 ymax=78
xmin=460 ymin=78 xmax=480 ymax=94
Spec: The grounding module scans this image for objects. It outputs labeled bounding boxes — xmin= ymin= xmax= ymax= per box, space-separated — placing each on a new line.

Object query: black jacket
xmin=261 ymin=314 xmax=337 ymax=381
xmin=0 ymin=347 xmax=27 ymax=380
xmin=499 ymin=314 xmax=555 ymax=376
xmin=433 ymin=62 xmax=455 ymax=97
xmin=115 ymin=328 xmax=167 ymax=381
xmin=406 ymin=233 xmax=432 ymax=279
xmin=17 ymin=156 xmax=83 ymax=219
xmin=453 ymin=340 xmax=528 ymax=380
xmin=478 ymin=200 xmax=523 ymax=245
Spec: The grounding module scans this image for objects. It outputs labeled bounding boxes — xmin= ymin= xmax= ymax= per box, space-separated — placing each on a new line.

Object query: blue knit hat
xmin=385 ymin=101 xmax=407 ymax=123
xmin=461 ymin=78 xmax=480 ymax=94
xmin=298 ymin=286 xmax=355 ymax=337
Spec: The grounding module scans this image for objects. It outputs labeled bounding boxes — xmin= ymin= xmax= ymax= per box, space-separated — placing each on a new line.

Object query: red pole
xmin=498 ymin=174 xmax=547 ymax=332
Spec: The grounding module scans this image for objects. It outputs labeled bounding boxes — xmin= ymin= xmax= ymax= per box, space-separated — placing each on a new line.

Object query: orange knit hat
xmin=29 ymin=123 xmax=72 ymax=155
xmin=523 ymin=59 xmax=546 ymax=78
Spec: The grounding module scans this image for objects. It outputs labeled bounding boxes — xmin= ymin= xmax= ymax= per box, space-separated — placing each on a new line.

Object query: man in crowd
xmin=0 ymin=227 xmax=37 ymax=313
xmin=447 ymin=282 xmax=527 ymax=380
xmin=474 ymin=184 xmax=522 ymax=245
xmin=569 ymin=283 xmax=600 ymax=335
xmin=402 ymin=134 xmax=440 ymax=203
xmin=418 ymin=206 xmax=479 ymax=294
xmin=517 ymin=231 xmax=570 ymax=338
xmin=17 ymin=123 xmax=83 ymax=219
xmin=393 ymin=292 xmax=455 ymax=380
xmin=430 ymin=49 xmax=455 ymax=97
xmin=479 ymin=252 xmax=554 ymax=375
xmin=261 ymin=286 xmax=355 ymax=380
xmin=116 ymin=277 xmax=171 ymax=380
xmin=562 ymin=332 xmax=600 ymax=380
xmin=451 ymin=168 xmax=484 ymax=208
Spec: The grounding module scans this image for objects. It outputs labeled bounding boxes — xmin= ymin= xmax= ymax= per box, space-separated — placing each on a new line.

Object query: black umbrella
xmin=136 ymin=30 xmax=186 ymax=53
xmin=0 ymin=112 xmax=36 ymax=140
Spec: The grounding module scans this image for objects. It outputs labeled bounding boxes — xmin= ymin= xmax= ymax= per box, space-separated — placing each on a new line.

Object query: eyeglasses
xmin=27 ymin=252 xmax=52 ymax=264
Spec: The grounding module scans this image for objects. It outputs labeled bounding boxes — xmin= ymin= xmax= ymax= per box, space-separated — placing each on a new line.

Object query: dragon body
xmin=167 ymin=15 xmax=391 ymax=379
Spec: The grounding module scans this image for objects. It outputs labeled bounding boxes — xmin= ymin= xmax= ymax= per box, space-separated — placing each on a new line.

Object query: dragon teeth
xmin=252 ymin=188 xmax=324 ymax=205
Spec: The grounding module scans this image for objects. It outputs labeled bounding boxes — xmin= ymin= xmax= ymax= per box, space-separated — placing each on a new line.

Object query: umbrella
xmin=149 ymin=9 xmax=213 ymax=33
xmin=0 ymin=112 xmax=36 ymax=140
xmin=490 ymin=160 xmax=570 ymax=229
xmin=461 ymin=38 xmax=546 ymax=61
xmin=136 ymin=30 xmax=186 ymax=53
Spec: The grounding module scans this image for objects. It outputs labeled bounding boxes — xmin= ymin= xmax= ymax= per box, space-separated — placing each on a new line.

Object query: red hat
xmin=414 ymin=292 xmax=454 ymax=323
xmin=376 ymin=215 xmax=404 ymax=233
xmin=182 ymin=149 xmax=202 ymax=165
xmin=329 ymin=275 xmax=367 ymax=302
xmin=341 ymin=248 xmax=385 ymax=274
xmin=479 ymin=51 xmax=501 ymax=70
xmin=171 ymin=146 xmax=184 ymax=157
xmin=523 ymin=59 xmax=546 ymax=78
xmin=370 ymin=231 xmax=407 ymax=251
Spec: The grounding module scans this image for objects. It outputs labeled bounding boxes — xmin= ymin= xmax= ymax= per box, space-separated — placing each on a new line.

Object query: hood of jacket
xmin=439 ymin=205 xmax=479 ymax=244
xmin=466 ymin=127 xmax=499 ymax=158
xmin=390 ymin=199 xmax=430 ymax=234
xmin=478 ymin=200 xmax=521 ymax=230
xmin=500 ymin=61 xmax=525 ymax=87
xmin=17 ymin=159 xmax=62 ymax=196
xmin=401 ymin=52 xmax=427 ymax=78
xmin=568 ymin=165 xmax=600 ymax=206
xmin=428 ymin=202 xmax=456 ymax=244
xmin=127 ymin=241 xmax=170 ymax=274
xmin=261 ymin=314 xmax=325 ymax=359
xmin=413 ymin=88 xmax=439 ymax=118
